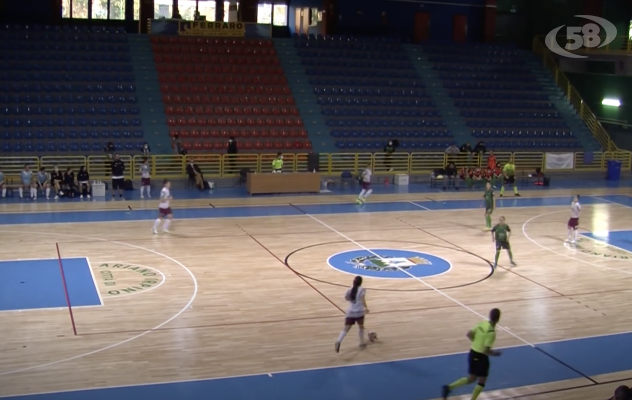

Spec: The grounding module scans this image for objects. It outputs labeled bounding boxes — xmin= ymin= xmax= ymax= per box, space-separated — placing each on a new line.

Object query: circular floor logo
xmin=327 ymin=249 xmax=452 ymax=279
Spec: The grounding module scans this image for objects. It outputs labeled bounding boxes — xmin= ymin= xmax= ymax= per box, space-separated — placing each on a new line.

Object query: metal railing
xmin=0 ymin=151 xmax=629 ymax=180
xmin=532 ymin=36 xmax=618 ymax=152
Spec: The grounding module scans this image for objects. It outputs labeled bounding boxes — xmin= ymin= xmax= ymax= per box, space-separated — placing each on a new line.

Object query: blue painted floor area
xmin=1 ymin=196 xmax=627 ymax=225
xmin=7 ymin=332 xmax=632 ymax=400
xmin=582 ymin=229 xmax=632 ymax=254
xmin=0 ymin=258 xmax=100 ymax=310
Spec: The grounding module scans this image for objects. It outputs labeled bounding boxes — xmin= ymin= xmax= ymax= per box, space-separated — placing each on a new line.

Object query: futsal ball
xmin=368 ymin=332 xmax=378 ymax=342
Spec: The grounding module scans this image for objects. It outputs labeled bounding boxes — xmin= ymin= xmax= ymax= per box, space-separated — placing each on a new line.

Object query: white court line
xmin=0 ymin=230 xmax=198 ymax=377
xmin=408 ymin=201 xmax=431 ymax=210
xmin=0 ymin=257 xmax=83 ymax=263
xmin=521 ymin=210 xmax=632 ymax=276
xmin=297 ymin=211 xmax=535 ymax=347
xmin=84 ymin=257 xmax=104 ymax=307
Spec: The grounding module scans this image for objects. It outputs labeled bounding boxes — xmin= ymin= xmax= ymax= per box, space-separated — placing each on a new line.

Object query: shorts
xmin=361 ymin=182 xmax=371 ymax=190
xmin=495 ymin=240 xmax=510 ymax=250
xmin=568 ymin=217 xmax=579 ymax=229
xmin=485 ymin=204 xmax=494 ymax=213
xmin=344 ymin=316 xmax=365 ymax=326
xmin=37 ymin=181 xmax=48 ymax=187
xmin=141 ymin=178 xmax=151 ymax=186
xmin=112 ymin=178 xmax=125 ymax=190
xmin=158 ymin=207 xmax=172 ymax=217
xmin=504 ymin=176 xmax=515 ymax=185
xmin=468 ymin=349 xmax=490 ymax=377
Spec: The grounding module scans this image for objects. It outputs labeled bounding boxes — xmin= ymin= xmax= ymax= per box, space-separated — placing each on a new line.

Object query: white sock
xmin=572 ymin=230 xmax=577 ymax=241
xmin=358 ymin=189 xmax=366 ymax=198
xmin=153 ymin=219 xmax=161 ymax=230
xmin=567 ymin=229 xmax=572 ymax=240
xmin=140 ymin=186 xmax=144 ymax=196
xmin=46 ymin=187 xmax=50 ymax=198
xmin=363 ymin=189 xmax=373 ymax=199
xmin=337 ymin=331 xmax=347 ymax=343
xmin=146 ymin=186 xmax=150 ymax=197
xmin=163 ymin=219 xmax=171 ymax=231
xmin=31 ymin=187 xmax=36 ymax=198
xmin=1 ymin=188 xmax=5 ymax=197
xmin=359 ymin=328 xmax=365 ymax=344
xmin=19 ymin=187 xmax=23 ymax=197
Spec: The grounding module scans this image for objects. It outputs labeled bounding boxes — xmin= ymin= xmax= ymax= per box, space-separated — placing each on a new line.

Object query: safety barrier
xmin=533 ymin=37 xmax=617 ymax=152
xmin=0 ymin=151 xmax=630 ymax=180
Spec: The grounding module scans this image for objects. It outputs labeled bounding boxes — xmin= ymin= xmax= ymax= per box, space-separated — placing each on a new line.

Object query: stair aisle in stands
xmin=274 ymin=38 xmax=334 ymax=153
xmin=128 ymin=34 xmax=171 ymax=154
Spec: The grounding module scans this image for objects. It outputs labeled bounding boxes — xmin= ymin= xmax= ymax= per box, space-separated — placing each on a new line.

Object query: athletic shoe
xmin=335 ymin=342 xmax=340 ymax=353
xmin=152 ymin=229 xmax=158 ymax=235
xmin=515 ymin=193 xmax=521 ymax=197
xmin=510 ymin=261 xmax=517 ymax=267
xmin=80 ymin=195 xmax=83 ymax=199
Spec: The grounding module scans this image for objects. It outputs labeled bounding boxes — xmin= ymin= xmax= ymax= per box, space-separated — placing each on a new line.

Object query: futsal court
xmin=2 ymin=182 xmax=632 ymax=400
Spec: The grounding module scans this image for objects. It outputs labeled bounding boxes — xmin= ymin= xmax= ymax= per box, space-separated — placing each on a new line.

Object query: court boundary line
xmin=84 ymin=257 xmax=104 ymax=307
xmin=408 ymin=201 xmax=431 ymax=210
xmin=325 ymin=247 xmax=453 ymax=280
xmin=521 ymin=210 xmax=632 ymax=277
xmin=288 ymin=203 xmax=535 ymax=347
xmin=0 ymin=257 xmax=86 ymax=264
xmin=563 ymin=233 xmax=632 ymax=262
xmin=0 ymin=230 xmax=198 ymax=377
xmin=5 ymin=328 xmax=632 ymax=399
xmin=91 ymin=261 xmax=167 ymax=299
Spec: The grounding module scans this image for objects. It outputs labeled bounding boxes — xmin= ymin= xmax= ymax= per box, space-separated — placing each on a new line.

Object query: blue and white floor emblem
xmin=327 ymin=249 xmax=452 ymax=279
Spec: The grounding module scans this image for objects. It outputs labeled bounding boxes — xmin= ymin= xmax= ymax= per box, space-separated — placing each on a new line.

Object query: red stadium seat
xmin=203 ymin=141 xmax=213 ymax=150
xmin=200 ymin=129 xmax=210 ymax=138
xmin=213 ymin=141 xmax=224 ymax=150
xmin=242 ymin=140 xmax=253 ymax=150
xmin=210 ymin=129 xmax=220 ymax=138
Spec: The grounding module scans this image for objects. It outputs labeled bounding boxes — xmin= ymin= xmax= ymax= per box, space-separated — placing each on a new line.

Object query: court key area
xmin=1 ymin=188 xmax=632 ymax=400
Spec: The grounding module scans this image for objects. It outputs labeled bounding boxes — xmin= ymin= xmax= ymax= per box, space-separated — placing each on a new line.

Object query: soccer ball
xmin=368 ymin=332 xmax=378 ymax=342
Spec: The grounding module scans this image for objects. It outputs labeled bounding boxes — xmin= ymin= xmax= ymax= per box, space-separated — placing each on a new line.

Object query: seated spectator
xmin=460 ymin=166 xmax=473 ymax=188
xmin=77 ymin=166 xmax=91 ymax=199
xmin=492 ymin=164 xmax=503 ymax=188
xmin=609 ymin=385 xmax=631 ymax=400
xmin=51 ymin=165 xmax=64 ymax=199
xmin=63 ymin=167 xmax=77 ymax=198
xmin=474 ymin=140 xmax=487 ymax=154
xmin=472 ymin=167 xmax=484 ymax=185
xmin=141 ymin=142 xmax=151 ymax=156
xmin=442 ymin=162 xmax=459 ymax=191
xmin=186 ymin=159 xmax=205 ymax=190
xmin=483 ymin=167 xmax=493 ymax=184
xmin=459 ymin=142 xmax=472 ymax=154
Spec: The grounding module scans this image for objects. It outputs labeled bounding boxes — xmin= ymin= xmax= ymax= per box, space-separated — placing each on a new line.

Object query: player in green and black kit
xmin=483 ymin=182 xmax=494 ymax=230
xmin=491 ymin=216 xmax=516 ymax=269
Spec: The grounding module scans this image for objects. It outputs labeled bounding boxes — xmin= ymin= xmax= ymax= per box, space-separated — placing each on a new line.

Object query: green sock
xmin=500 ymin=186 xmax=505 ymax=195
xmin=494 ymin=250 xmax=500 ymax=265
xmin=485 ymin=214 xmax=491 ymax=228
xmin=513 ymin=186 xmax=518 ymax=194
xmin=507 ymin=249 xmax=514 ymax=261
xmin=448 ymin=377 xmax=470 ymax=391
xmin=471 ymin=384 xmax=484 ymax=400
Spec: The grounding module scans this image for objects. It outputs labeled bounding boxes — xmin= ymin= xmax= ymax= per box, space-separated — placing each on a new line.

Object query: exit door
xmin=413 ymin=12 xmax=430 ymax=42
xmin=453 ymin=14 xmax=468 ymax=43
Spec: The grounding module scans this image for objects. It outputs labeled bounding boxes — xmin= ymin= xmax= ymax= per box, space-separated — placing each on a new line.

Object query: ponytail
xmin=349 ymin=276 xmax=363 ymax=303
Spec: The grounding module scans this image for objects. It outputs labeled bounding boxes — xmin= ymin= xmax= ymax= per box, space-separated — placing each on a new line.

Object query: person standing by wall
xmin=383 ymin=140 xmax=395 ymax=171
xmin=272 ymin=153 xmax=283 ymax=173
xmin=226 ymin=136 xmax=238 ymax=174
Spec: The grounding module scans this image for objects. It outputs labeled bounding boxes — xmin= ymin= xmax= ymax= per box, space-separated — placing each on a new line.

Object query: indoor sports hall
xmin=2 ymin=175 xmax=632 ymax=400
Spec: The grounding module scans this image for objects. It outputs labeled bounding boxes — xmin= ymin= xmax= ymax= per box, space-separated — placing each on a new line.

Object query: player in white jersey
xmin=566 ymin=195 xmax=581 ymax=244
xmin=20 ymin=164 xmax=35 ymax=199
xmin=355 ymin=163 xmax=373 ymax=204
xmin=139 ymin=158 xmax=151 ymax=199
xmin=335 ymin=276 xmax=369 ymax=353
xmin=152 ymin=180 xmax=173 ymax=234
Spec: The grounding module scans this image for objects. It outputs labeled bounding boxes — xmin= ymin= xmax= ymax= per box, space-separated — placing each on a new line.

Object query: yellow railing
xmin=533 ymin=36 xmax=618 ymax=152
xmin=0 ymin=151 xmax=630 ymax=180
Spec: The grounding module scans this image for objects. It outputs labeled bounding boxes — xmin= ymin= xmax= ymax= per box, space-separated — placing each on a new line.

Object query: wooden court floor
xmin=1 ymin=190 xmax=632 ymax=399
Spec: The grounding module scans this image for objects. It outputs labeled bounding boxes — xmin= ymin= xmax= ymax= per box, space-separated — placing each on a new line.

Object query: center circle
xmin=327 ymin=248 xmax=452 ymax=279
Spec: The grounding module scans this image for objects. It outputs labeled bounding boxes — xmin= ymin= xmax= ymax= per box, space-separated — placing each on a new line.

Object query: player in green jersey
xmin=442 ymin=308 xmax=502 ymax=400
xmin=483 ymin=182 xmax=494 ymax=230
xmin=491 ymin=216 xmax=516 ymax=268
xmin=499 ymin=159 xmax=520 ymax=197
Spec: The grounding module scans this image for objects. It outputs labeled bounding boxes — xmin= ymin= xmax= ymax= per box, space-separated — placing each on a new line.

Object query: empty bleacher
xmin=0 ymin=23 xmax=144 ymax=155
xmin=153 ymin=36 xmax=311 ymax=153
xmin=293 ymin=34 xmax=452 ymax=152
xmin=425 ymin=44 xmax=583 ymax=151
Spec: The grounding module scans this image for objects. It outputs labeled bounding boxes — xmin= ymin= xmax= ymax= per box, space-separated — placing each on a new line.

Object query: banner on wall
xmin=148 ymin=19 xmax=271 ymax=38
xmin=545 ymin=153 xmax=574 ymax=170
xmin=179 ymin=21 xmax=245 ymax=37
